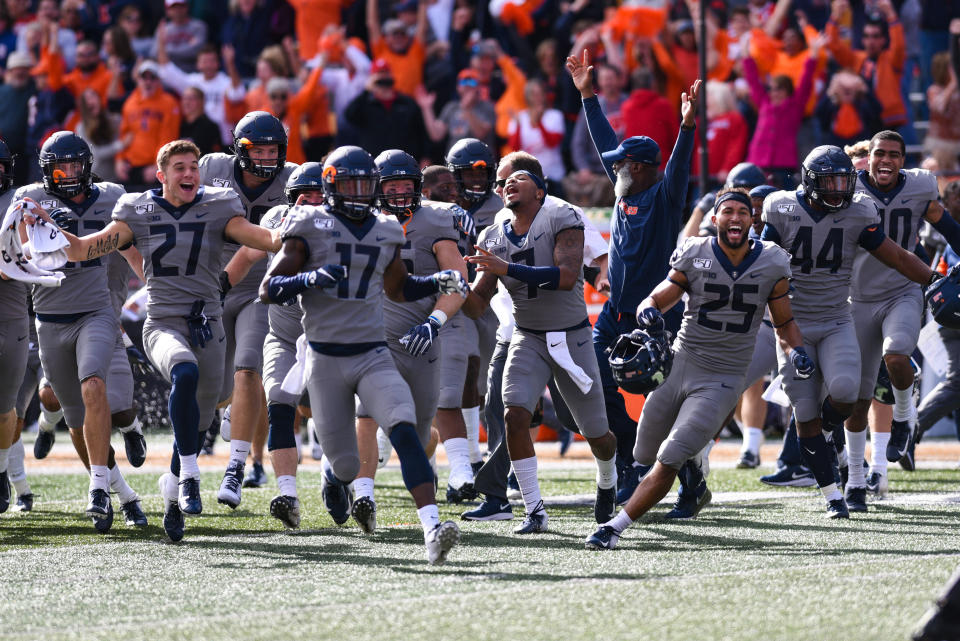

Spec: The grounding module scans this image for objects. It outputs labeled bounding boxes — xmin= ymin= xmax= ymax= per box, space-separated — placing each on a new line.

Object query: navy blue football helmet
xmin=608 ymin=329 xmax=673 ymax=395
xmin=874 ymin=358 xmax=921 ymax=404
xmin=445 ymin=138 xmax=495 ymax=205
xmin=40 ymin=131 xmax=93 ymax=199
xmin=801 ymin=145 xmax=857 ymax=213
xmin=0 ymin=138 xmax=13 ymax=193
xmin=374 ymin=149 xmax=422 ymax=218
xmin=927 ymin=264 xmax=960 ymax=329
xmin=725 ymin=162 xmax=767 ymax=189
xmin=285 ymin=162 xmax=325 ymax=205
xmin=322 ymin=146 xmax=379 ymax=221
xmin=233 ymin=111 xmax=287 ymax=179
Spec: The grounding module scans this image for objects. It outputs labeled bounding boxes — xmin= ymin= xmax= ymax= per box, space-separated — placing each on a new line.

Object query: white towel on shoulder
xmin=546 ymin=331 xmax=593 ymax=394
xmin=0 ymin=200 xmax=65 ymax=286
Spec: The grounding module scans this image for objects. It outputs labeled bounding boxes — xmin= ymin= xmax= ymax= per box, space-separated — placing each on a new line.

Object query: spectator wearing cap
xmin=342 ymin=57 xmax=427 ymax=159
xmin=156 ymin=26 xmax=245 ymax=146
xmin=568 ymin=49 xmax=699 ymax=494
xmin=154 ymin=0 xmax=208 ymax=72
xmin=179 ymin=86 xmax=222 ymax=156
xmin=566 ymin=61 xmax=624 ymax=207
xmin=507 ymin=78 xmax=566 ymax=192
xmin=116 ymin=60 xmax=181 ymax=188
xmin=826 ymin=0 xmax=907 ymax=129
xmin=620 ymin=68 xmax=678 ymax=172
xmin=419 ymin=68 xmax=496 ymax=154
xmin=366 ymin=0 xmax=427 ymax=96
xmin=0 ymin=50 xmax=35 ymax=183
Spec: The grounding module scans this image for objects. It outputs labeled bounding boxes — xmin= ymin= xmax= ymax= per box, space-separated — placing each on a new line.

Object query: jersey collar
xmin=858 ymin=168 xmax=906 ymax=206
xmin=233 ymin=159 xmax=275 ymax=204
xmin=62 ymin=184 xmax=101 ymax=216
xmin=331 ymin=210 xmax=377 ymax=240
xmin=150 ymin=186 xmax=206 ymax=220
xmin=794 ymin=188 xmax=828 ymax=223
xmin=710 ymin=236 xmax=762 ymax=281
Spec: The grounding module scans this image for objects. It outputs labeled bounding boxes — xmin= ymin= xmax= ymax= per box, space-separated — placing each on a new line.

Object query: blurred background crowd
xmin=1 ymin=0 xmax=959 ymax=208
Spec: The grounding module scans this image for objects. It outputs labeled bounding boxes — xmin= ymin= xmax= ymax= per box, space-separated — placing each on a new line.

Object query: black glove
xmin=218 ymin=270 xmax=232 ymax=303
xmin=125 ymin=343 xmax=155 ymax=378
xmin=183 ymin=300 xmax=214 ymax=348
xmin=399 ymin=316 xmax=442 ymax=356
xmin=636 ymin=307 xmax=665 ymax=334
xmin=790 ymin=346 xmax=816 ymax=380
xmin=50 ymin=207 xmax=72 ymax=229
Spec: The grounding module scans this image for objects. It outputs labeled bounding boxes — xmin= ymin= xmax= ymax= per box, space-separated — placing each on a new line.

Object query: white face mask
xmin=614 ymin=163 xmax=634 ymax=199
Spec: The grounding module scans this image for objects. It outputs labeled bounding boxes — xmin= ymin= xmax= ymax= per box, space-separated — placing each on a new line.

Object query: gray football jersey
xmin=469 ymin=192 xmax=504 ymax=232
xmin=762 ymin=189 xmax=881 ymax=322
xmin=282 ymin=206 xmax=405 ymax=345
xmin=852 ymin=168 xmax=937 ymax=302
xmin=383 ymin=201 xmax=460 ymax=338
xmin=476 ymin=200 xmax=587 ymax=332
xmin=14 ymin=182 xmax=125 ymax=315
xmin=0 ymin=189 xmax=28 ymax=321
xmin=671 ymin=236 xmax=792 ymax=373
xmin=198 ymin=153 xmax=298 ymax=300
xmin=261 ymin=204 xmax=303 ymax=343
xmin=113 ymin=187 xmax=244 ymax=318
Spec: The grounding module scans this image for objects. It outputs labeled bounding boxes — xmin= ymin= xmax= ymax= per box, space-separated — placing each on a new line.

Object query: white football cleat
xmin=425 ymin=520 xmax=460 ymax=565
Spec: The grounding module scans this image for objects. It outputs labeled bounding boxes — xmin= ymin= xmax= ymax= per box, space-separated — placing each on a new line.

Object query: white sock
xmin=117 ymin=415 xmax=142 ymax=434
xmin=179 ymin=454 xmax=200 ymax=480
xmin=89 ymin=464 xmax=109 ymax=492
xmin=220 ymin=405 xmax=232 ymax=442
xmin=462 ymin=407 xmax=482 ymax=463
xmin=819 ymin=483 xmax=841 ymax=502
xmin=109 ymin=465 xmax=137 ymax=504
xmin=229 ymin=439 xmax=251 ymax=466
xmin=40 ymin=406 xmax=62 ymax=431
xmin=607 ymin=508 xmax=634 ymax=533
xmin=511 ymin=456 xmax=542 ymax=515
xmin=871 ymin=430 xmax=890 ymax=473
xmin=9 ymin=438 xmax=28 ymax=494
xmin=160 ymin=472 xmax=179 ymax=503
xmin=845 ymin=429 xmax=867 ymax=488
xmin=277 ymin=474 xmax=298 ymax=498
xmin=595 ymin=455 xmax=617 ymax=490
xmin=0 ymin=447 xmax=8 ymax=474
xmin=429 ymin=453 xmax=437 ymax=474
xmin=892 ymin=384 xmax=914 ymax=422
xmin=417 ymin=503 xmax=440 ymax=535
xmin=443 ymin=437 xmax=472 ymax=481
xmin=743 ymin=427 xmax=763 ymax=455
xmin=352 ymin=476 xmax=374 ymax=500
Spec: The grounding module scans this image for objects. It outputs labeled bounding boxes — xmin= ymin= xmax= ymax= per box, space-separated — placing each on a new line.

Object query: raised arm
xmin=566 ymin=48 xmax=619 ymax=183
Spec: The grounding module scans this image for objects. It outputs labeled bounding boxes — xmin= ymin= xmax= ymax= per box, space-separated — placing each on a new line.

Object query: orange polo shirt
xmin=118 ymin=88 xmax=182 ymax=167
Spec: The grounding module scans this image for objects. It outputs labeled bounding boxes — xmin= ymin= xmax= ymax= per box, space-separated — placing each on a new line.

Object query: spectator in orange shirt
xmin=61 ymin=39 xmax=112 ymax=103
xmin=366 ymin=0 xmax=426 ymax=96
xmin=826 ymin=0 xmax=907 ymax=129
xmin=264 ymin=65 xmax=329 ymax=163
xmin=116 ymin=60 xmax=181 ymax=188
xmin=286 ymin=0 xmax=345 ymax=61
xmin=225 ymin=45 xmax=292 ymax=123
xmin=620 ymin=68 xmax=678 ymax=172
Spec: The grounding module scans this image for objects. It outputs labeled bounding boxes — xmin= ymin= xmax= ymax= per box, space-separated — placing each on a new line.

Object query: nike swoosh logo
xmin=576 ymin=340 xmax=588 ymax=347
xmin=534 ymin=233 xmax=544 ymax=241
xmin=902 ymin=198 xmax=911 ymax=204
xmin=94 ymin=209 xmax=105 ymax=216
xmin=218 ymin=336 xmax=225 ymax=342
xmin=550 ymin=342 xmax=561 ymax=347
xmin=833 ymin=218 xmax=843 ymax=223
xmin=749 ymin=272 xmax=763 ymax=278
xmin=16 ymin=335 xmax=26 ymax=341
xmin=791 ymin=471 xmax=809 ymax=480
xmin=720 ymin=383 xmax=732 ymax=389
xmin=376 ymin=236 xmax=386 ymax=241
xmin=803 ymin=447 xmax=816 ymax=456
xmin=195 ymin=211 xmax=210 ymax=218
xmin=428 ymin=357 xmax=438 ymax=363
xmin=267 ymin=195 xmax=283 ymax=202
xmin=376 ymin=348 xmax=386 ymax=354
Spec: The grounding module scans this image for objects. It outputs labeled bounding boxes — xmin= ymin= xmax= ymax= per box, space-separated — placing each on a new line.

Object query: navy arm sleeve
xmin=760 ymin=223 xmax=782 ymax=244
xmin=663 ymin=127 xmax=695 ymax=213
xmin=932 ymin=211 xmax=960 ymax=255
xmin=582 ymin=96 xmax=620 ymax=184
xmin=858 ymin=224 xmax=886 ymax=251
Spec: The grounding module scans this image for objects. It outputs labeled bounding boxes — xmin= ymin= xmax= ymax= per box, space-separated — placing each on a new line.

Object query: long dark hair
xmin=78 ymin=90 xmax=115 ymax=146
xmin=105 ymin=25 xmax=136 ymax=64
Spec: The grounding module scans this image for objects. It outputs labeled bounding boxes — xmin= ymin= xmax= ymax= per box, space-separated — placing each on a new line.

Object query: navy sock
xmin=267 ymin=404 xmax=297 ymax=451
xmin=779 ymin=415 xmax=803 ymax=467
xmin=677 ymin=458 xmax=705 ymax=498
xmin=798 ymin=433 xmax=838 ymax=488
xmin=170 ymin=442 xmax=180 ymax=476
xmin=169 ymin=362 xmax=200 ymax=457
xmin=821 ymin=398 xmax=850 ymax=434
xmin=389 ymin=422 xmax=433 ymax=490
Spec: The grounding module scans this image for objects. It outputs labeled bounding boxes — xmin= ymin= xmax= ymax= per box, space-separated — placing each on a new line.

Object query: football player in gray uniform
xmin=0 ymin=140 xmax=28 ymax=514
xmin=844 ymin=130 xmax=960 ymax=506
xmin=351 ymin=150 xmax=470 ymax=533
xmin=760 ymin=145 xmax=941 ymax=516
xmin=202 ymin=112 xmax=299 ymax=504
xmin=26 ymin=139 xmax=284 ymax=542
xmin=467 ymin=168 xmax=618 ymax=535
xmin=14 ymin=132 xmax=146 ymax=531
xmin=586 ymin=188 xmax=811 ymax=549
xmin=260 ymin=146 xmax=468 ymax=564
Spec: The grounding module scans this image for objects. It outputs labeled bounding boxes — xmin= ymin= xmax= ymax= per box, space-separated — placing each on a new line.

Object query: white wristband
xmin=428 ymin=310 xmax=448 ymax=327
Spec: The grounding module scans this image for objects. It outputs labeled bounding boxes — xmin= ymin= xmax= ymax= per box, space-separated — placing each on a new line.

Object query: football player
xmin=13 ymin=132 xmax=146 ymax=530
xmin=586 ymin=188 xmax=810 ymax=549
xmin=760 ymin=145 xmax=940 ymax=516
xmin=352 ymin=149 xmax=469 ymax=533
xmin=203 ymin=111 xmax=298 ymax=505
xmin=466 ymin=167 xmax=619 ymax=535
xmin=260 ymin=146 xmax=467 ymax=564
xmin=844 ymin=130 xmax=960 ymax=503
xmin=26 ymin=139 xmax=284 ymax=541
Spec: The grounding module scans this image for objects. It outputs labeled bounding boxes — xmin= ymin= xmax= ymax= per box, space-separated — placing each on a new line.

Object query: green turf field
xmin=2 ymin=461 xmax=958 ymax=641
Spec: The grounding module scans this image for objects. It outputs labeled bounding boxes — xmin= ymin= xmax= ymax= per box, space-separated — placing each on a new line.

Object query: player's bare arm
xmin=766 ymin=277 xmax=805 ymax=355
xmin=225 ymin=245 xmax=266 ymax=291
xmin=225 ymin=216 xmax=282 ymax=253
xmin=20 ymin=197 xmax=134 ymax=262
xmin=869 ymin=237 xmax=937 ymax=285
xmin=432 ymin=238 xmax=468 ymax=317
xmin=641 ymin=269 xmax=688 ymax=313
xmin=553 ymin=227 xmax=584 ymax=291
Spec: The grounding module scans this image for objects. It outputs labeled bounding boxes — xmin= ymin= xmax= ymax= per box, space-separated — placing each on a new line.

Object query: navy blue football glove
xmin=183 ymin=300 xmax=214 ymax=349
xmin=790 ymin=346 xmax=815 ymax=380
xmin=307 ymin=264 xmax=347 ymax=289
xmin=49 ymin=207 xmax=72 ymax=229
xmin=635 ymin=306 xmax=665 ymax=334
xmin=125 ymin=344 xmax=154 ymax=378
xmin=399 ymin=315 xmax=443 ymax=357
xmin=432 ymin=269 xmax=469 ymax=297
